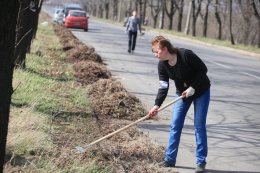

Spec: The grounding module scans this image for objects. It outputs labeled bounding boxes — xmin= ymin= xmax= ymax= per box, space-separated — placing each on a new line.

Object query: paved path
xmin=70 ymin=18 xmax=260 ymax=173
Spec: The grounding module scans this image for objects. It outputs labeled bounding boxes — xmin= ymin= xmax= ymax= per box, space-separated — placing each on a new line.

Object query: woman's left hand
xmin=182 ymin=87 xmax=195 ymax=98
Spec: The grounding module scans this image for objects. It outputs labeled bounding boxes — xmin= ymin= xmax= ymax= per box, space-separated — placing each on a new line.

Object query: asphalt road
xmin=42 ymin=5 xmax=260 ymax=172
xmin=70 ymin=19 xmax=260 ymax=173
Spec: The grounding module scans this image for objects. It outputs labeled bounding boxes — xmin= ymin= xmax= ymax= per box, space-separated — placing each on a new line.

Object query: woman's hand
xmin=148 ymin=105 xmax=159 ymax=117
xmin=182 ymin=86 xmax=195 ymax=98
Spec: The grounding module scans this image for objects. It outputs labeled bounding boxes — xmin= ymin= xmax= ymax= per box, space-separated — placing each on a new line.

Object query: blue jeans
xmin=165 ymin=88 xmax=210 ymax=166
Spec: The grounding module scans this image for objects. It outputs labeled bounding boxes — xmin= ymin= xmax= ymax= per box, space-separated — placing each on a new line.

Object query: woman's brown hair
xmin=151 ymin=35 xmax=178 ymax=54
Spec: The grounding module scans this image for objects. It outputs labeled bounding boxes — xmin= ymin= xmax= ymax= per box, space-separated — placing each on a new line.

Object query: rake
xmin=76 ymin=95 xmax=184 ymax=153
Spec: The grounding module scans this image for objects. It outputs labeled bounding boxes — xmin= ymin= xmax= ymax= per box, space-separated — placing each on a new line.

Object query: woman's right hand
xmin=148 ymin=105 xmax=159 ymax=117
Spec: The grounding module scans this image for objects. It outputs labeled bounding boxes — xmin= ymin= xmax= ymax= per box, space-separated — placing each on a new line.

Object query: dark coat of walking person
xmin=125 ymin=10 xmax=142 ymax=54
xmin=148 ymin=35 xmax=211 ymax=173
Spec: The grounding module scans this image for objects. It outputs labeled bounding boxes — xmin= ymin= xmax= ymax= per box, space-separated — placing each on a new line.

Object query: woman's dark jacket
xmin=155 ymin=48 xmax=211 ymax=107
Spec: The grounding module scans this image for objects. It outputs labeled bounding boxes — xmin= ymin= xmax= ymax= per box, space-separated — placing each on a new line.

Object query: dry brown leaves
xmin=87 ymin=78 xmax=147 ymax=120
xmin=73 ymin=61 xmax=111 ymax=85
xmin=53 ymin=24 xmax=81 ymax=51
xmin=52 ymin=23 xmax=148 ymax=120
xmin=68 ymin=44 xmax=103 ymax=63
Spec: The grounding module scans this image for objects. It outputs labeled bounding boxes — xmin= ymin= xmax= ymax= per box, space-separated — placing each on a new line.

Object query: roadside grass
xmin=11 ymin=14 xmax=88 ymax=114
xmin=5 ymin=14 xmax=104 ymax=172
xmin=7 ymin=107 xmax=53 ymax=156
xmin=93 ymin=17 xmax=260 ymax=55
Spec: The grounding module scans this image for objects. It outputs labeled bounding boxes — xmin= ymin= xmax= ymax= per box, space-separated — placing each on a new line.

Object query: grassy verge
xmin=5 ymin=14 xmax=99 ymax=172
xmin=12 ymin=22 xmax=89 ymax=114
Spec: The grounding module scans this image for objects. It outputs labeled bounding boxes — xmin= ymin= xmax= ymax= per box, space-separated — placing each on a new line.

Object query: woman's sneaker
xmin=195 ymin=164 xmax=206 ymax=173
xmin=158 ymin=160 xmax=175 ymax=167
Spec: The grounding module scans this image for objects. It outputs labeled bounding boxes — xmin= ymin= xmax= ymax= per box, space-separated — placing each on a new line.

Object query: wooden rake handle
xmin=85 ymin=95 xmax=184 ymax=148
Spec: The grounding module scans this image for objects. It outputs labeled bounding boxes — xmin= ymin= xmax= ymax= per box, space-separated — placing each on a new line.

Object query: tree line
xmin=79 ymin=0 xmax=260 ymax=48
xmin=0 ymin=0 xmax=43 ymax=172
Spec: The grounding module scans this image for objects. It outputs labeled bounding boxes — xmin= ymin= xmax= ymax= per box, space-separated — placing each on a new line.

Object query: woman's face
xmin=152 ymin=43 xmax=168 ymax=60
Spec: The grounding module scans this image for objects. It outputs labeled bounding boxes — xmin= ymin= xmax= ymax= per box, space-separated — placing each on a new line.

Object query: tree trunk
xmin=15 ymin=0 xmax=31 ymax=68
xmin=149 ymin=0 xmax=161 ymax=29
xmin=15 ymin=0 xmax=43 ymax=69
xmin=105 ymin=3 xmax=109 ymax=19
xmin=251 ymin=0 xmax=260 ymax=48
xmin=258 ymin=20 xmax=260 ymax=48
xmin=215 ymin=0 xmax=222 ymax=40
xmin=229 ymin=0 xmax=235 ymax=45
xmin=191 ymin=0 xmax=202 ymax=37
xmin=159 ymin=1 xmax=165 ymax=29
xmin=191 ymin=0 xmax=196 ymax=36
xmin=139 ymin=0 xmax=143 ymax=28
xmin=118 ymin=0 xmax=122 ymax=22
xmin=142 ymin=0 xmax=147 ymax=25
xmin=203 ymin=0 xmax=211 ymax=37
xmin=113 ymin=0 xmax=118 ymax=21
xmin=238 ymin=0 xmax=252 ymax=45
xmin=0 ymin=1 xmax=19 ymax=172
xmin=135 ymin=0 xmax=138 ymax=11
xmin=177 ymin=0 xmax=184 ymax=32
xmin=164 ymin=0 xmax=177 ymax=30
xmin=184 ymin=0 xmax=192 ymax=35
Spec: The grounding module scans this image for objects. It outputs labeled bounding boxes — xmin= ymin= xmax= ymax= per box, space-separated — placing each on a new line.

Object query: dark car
xmin=63 ymin=3 xmax=83 ymax=17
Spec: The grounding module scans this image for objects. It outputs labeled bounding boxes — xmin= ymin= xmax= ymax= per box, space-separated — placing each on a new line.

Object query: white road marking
xmin=240 ymin=72 xmax=260 ymax=80
xmin=209 ymin=60 xmax=260 ymax=80
xmin=210 ymin=61 xmax=232 ymax=69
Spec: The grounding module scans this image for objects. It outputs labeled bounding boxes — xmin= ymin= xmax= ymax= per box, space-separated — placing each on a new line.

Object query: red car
xmin=64 ymin=10 xmax=88 ymax=31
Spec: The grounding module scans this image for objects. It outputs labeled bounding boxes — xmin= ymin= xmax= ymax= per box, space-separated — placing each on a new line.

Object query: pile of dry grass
xmin=84 ymin=128 xmax=166 ymax=172
xmin=53 ymin=24 xmax=81 ymax=51
xmin=52 ymin=23 xmax=147 ymax=121
xmin=53 ymin=24 xmax=102 ymax=63
xmin=73 ymin=61 xmax=111 ymax=85
xmin=68 ymin=44 xmax=102 ymax=63
xmin=48 ymin=115 xmax=170 ymax=173
xmin=87 ymin=78 xmax=147 ymax=120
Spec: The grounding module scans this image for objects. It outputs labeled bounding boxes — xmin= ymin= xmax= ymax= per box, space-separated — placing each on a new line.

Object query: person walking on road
xmin=148 ymin=35 xmax=211 ymax=173
xmin=125 ymin=10 xmax=142 ymax=54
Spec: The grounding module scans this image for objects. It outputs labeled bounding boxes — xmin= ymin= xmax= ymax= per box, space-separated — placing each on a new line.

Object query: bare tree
xmin=142 ymin=0 xmax=147 ymax=25
xmin=118 ymin=0 xmax=122 ymax=22
xmin=105 ymin=2 xmax=109 ymax=19
xmin=191 ymin=0 xmax=202 ymax=36
xmin=237 ymin=0 xmax=253 ymax=45
xmin=229 ymin=0 xmax=235 ymax=45
xmin=149 ymin=0 xmax=162 ymax=28
xmin=177 ymin=0 xmax=184 ymax=32
xmin=137 ymin=0 xmax=145 ymax=27
xmin=159 ymin=0 xmax=166 ymax=29
xmin=164 ymin=0 xmax=178 ymax=30
xmin=96 ymin=0 xmax=104 ymax=18
xmin=15 ymin=0 xmax=43 ymax=69
xmin=200 ymin=0 xmax=212 ymax=37
xmin=215 ymin=0 xmax=222 ymax=40
xmin=113 ymin=0 xmax=118 ymax=20
xmin=184 ymin=0 xmax=192 ymax=35
xmin=0 ymin=0 xmax=19 ymax=172
xmin=251 ymin=0 xmax=260 ymax=48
